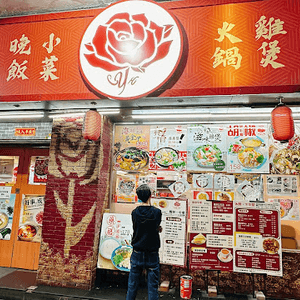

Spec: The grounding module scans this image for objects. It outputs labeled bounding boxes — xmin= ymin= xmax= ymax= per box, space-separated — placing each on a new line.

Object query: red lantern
xmin=271 ymin=102 xmax=294 ymax=142
xmin=83 ymin=109 xmax=101 ymax=141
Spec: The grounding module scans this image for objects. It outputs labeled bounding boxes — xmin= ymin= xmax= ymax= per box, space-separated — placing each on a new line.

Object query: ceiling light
xmin=48 ymin=109 xmax=120 ymax=119
xmin=0 ymin=112 xmax=44 ymax=119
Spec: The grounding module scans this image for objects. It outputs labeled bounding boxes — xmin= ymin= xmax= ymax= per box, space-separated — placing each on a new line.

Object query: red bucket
xmin=180 ymin=275 xmax=193 ymax=299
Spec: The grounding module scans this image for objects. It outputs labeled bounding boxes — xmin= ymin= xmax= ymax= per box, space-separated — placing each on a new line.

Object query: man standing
xmin=126 ymin=184 xmax=162 ymax=300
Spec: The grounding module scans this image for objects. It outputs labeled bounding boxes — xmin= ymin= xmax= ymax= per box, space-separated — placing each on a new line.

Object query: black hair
xmin=136 ymin=184 xmax=151 ymax=203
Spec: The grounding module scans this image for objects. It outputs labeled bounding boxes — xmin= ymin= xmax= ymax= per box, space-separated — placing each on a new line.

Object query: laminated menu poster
xmin=189 ymin=200 xmax=234 ymax=271
xmin=151 ymin=198 xmax=187 ymax=266
xmin=234 ymin=201 xmax=282 ymax=276
xmin=19 ymin=195 xmax=44 ymax=243
xmin=115 ymin=173 xmax=138 ymax=203
xmin=28 ymin=156 xmax=48 ymax=184
xmin=149 ymin=125 xmax=187 ymax=171
xmin=267 ymin=198 xmax=300 ymax=221
xmin=98 ymin=213 xmax=133 ymax=272
xmin=227 ymin=124 xmax=269 ymax=173
xmin=187 ymin=124 xmax=227 ymax=172
xmin=266 ymin=175 xmax=298 ymax=196
xmin=113 ymin=125 xmax=150 ymax=172
xmin=0 ymin=187 xmax=15 ymax=240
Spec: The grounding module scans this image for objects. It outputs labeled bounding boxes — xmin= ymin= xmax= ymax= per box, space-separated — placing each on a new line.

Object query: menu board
xmin=189 ymin=200 xmax=234 ymax=271
xmin=266 ymin=175 xmax=298 ymax=196
xmin=187 ymin=124 xmax=227 ymax=172
xmin=28 ymin=156 xmax=48 ymax=184
xmin=149 ymin=125 xmax=187 ymax=171
xmin=227 ymin=124 xmax=269 ymax=173
xmin=113 ymin=125 xmax=150 ymax=172
xmin=98 ymin=213 xmax=133 ymax=271
xmin=151 ymin=198 xmax=187 ymax=266
xmin=234 ymin=202 xmax=282 ymax=276
xmin=19 ymin=195 xmax=44 ymax=243
xmin=0 ymin=187 xmax=15 ymax=240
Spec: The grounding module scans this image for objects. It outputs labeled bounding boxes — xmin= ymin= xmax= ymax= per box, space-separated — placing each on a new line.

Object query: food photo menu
xmin=227 ymin=124 xmax=269 ymax=173
xmin=234 ymin=201 xmax=282 ymax=276
xmin=189 ymin=200 xmax=234 ymax=271
xmin=151 ymin=198 xmax=187 ymax=266
xmin=187 ymin=124 xmax=227 ymax=172
xmin=149 ymin=125 xmax=187 ymax=171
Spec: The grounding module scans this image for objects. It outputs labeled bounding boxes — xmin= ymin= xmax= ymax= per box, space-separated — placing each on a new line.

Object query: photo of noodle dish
xmin=154 ymin=147 xmax=179 ymax=167
xmin=193 ymin=145 xmax=222 ymax=167
xmin=262 ymin=237 xmax=280 ymax=254
xmin=111 ymin=245 xmax=133 ymax=271
xmin=237 ymin=147 xmax=265 ymax=168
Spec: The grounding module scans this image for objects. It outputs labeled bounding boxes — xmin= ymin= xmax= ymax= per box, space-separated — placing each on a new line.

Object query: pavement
xmin=0 ymin=267 xmax=290 ymax=300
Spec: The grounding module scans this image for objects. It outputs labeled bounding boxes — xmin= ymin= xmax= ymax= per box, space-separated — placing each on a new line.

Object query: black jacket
xmin=131 ymin=205 xmax=162 ymax=252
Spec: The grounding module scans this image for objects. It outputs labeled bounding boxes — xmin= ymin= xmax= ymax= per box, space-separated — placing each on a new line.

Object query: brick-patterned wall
xmin=36 ymin=116 xmax=113 ymax=290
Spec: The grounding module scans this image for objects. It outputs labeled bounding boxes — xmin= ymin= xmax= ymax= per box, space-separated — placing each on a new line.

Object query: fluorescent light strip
xmin=0 ymin=113 xmax=44 ymax=119
xmin=131 ymin=113 xmax=271 ymax=120
xmin=49 ymin=109 xmax=120 ymax=119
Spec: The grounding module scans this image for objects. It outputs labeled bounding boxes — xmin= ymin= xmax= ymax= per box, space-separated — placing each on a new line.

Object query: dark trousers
xmin=126 ymin=250 xmax=160 ymax=300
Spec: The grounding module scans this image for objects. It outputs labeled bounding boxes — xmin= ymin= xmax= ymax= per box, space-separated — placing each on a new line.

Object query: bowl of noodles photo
xmin=238 ymin=148 xmax=265 ymax=169
xmin=262 ymin=237 xmax=280 ymax=254
xmin=0 ymin=212 xmax=9 ymax=232
xmin=154 ymin=147 xmax=179 ymax=168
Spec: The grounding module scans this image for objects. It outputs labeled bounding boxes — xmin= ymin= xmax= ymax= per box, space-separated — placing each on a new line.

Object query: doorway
xmin=0 ymin=146 xmax=49 ymax=270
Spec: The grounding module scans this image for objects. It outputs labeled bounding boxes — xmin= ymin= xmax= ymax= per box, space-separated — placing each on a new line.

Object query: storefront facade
xmin=0 ymin=0 xmax=300 ymax=297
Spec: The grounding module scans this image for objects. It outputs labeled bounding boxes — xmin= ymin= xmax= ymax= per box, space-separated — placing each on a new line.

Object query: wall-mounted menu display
xmin=149 ymin=125 xmax=187 ymax=171
xmin=227 ymin=124 xmax=269 ymax=173
xmin=0 ymin=187 xmax=15 ymax=240
xmin=28 ymin=156 xmax=48 ymax=185
xmin=19 ymin=195 xmax=44 ymax=243
xmin=113 ymin=125 xmax=150 ymax=172
xmin=152 ymin=198 xmax=187 ymax=266
xmin=189 ymin=200 xmax=234 ymax=271
xmin=187 ymin=125 xmax=227 ymax=172
xmin=266 ymin=175 xmax=298 ymax=196
xmin=234 ymin=202 xmax=282 ymax=276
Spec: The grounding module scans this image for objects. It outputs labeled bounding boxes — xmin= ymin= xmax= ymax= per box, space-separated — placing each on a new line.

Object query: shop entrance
xmin=0 ymin=146 xmax=49 ymax=270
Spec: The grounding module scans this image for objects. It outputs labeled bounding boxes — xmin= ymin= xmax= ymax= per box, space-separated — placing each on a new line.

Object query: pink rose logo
xmin=84 ymin=12 xmax=173 ymax=73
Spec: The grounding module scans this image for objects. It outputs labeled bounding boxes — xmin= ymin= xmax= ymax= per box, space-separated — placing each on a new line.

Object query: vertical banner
xmin=234 ymin=201 xmax=282 ymax=276
xmin=18 ymin=195 xmax=44 ymax=242
xmin=0 ymin=187 xmax=15 ymax=240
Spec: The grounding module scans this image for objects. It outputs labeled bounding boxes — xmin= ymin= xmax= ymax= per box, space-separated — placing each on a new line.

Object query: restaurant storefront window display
xmin=97 ymin=121 xmax=300 ymax=297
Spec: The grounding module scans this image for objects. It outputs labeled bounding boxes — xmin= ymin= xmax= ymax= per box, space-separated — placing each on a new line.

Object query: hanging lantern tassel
xmin=83 ymin=109 xmax=101 ymax=141
xmin=271 ymin=101 xmax=294 ymax=142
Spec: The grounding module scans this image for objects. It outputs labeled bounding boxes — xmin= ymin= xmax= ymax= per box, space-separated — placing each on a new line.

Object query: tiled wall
xmin=0 ymin=122 xmax=52 ymax=141
xmin=36 ymin=116 xmax=113 ymax=289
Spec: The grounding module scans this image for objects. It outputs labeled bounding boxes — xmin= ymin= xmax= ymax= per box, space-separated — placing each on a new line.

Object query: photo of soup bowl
xmin=18 ymin=224 xmax=38 ymax=242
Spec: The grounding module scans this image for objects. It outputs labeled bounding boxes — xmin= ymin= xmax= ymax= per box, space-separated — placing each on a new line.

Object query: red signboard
xmin=15 ymin=128 xmax=36 ymax=136
xmin=0 ymin=0 xmax=299 ymax=101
